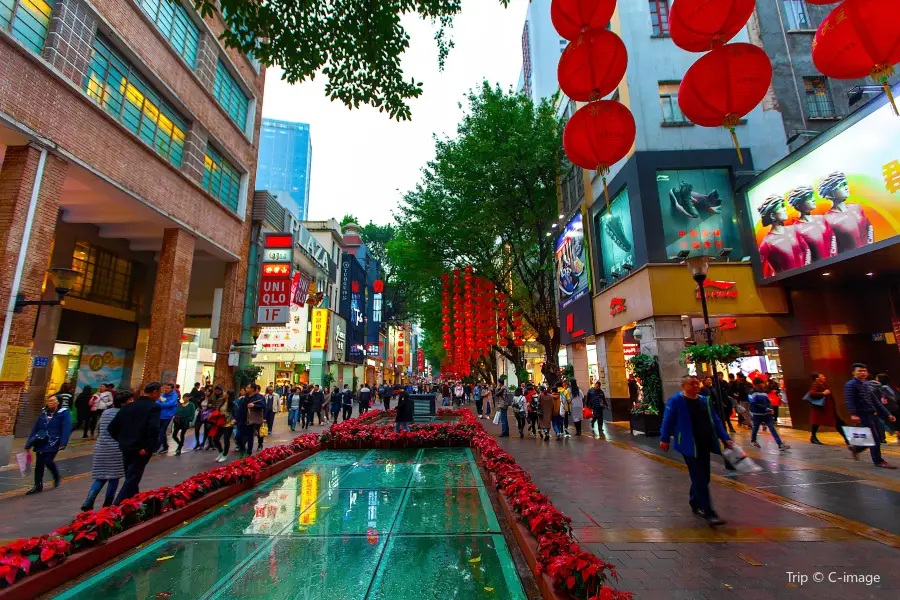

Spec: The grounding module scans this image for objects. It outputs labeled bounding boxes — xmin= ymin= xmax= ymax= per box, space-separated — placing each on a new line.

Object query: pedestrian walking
xmin=395 ymin=385 xmax=413 ymax=432
xmin=330 ymin=386 xmax=342 ymax=423
xmin=526 ymin=385 xmax=539 ymax=436
xmin=441 ymin=382 xmax=451 ymax=407
xmin=715 ymin=372 xmax=737 ymax=433
xmin=495 ymin=382 xmax=510 ymax=437
xmin=243 ymin=384 xmax=265 ymax=456
xmin=24 ymin=394 xmax=72 ymax=495
xmin=559 ymin=383 xmax=572 ymax=437
xmin=81 ymin=392 xmax=130 ymax=511
xmin=340 ymin=385 xmax=353 ymax=421
xmin=569 ymin=379 xmax=584 ymax=436
xmin=108 ymin=382 xmax=162 ymax=504
xmin=259 ymin=387 xmax=277 ymax=451
xmin=749 ymin=378 xmax=790 ymax=450
xmin=287 ymin=387 xmax=302 ymax=431
xmin=512 ymin=388 xmax=527 ymax=438
xmin=660 ymin=375 xmax=734 ymax=527
xmin=323 ymin=385 xmax=334 ymax=418
xmin=807 ymin=373 xmax=850 ymax=447
xmin=358 ymin=383 xmax=372 ymax=416
xmin=538 ymin=386 xmax=554 ymax=441
xmin=212 ymin=391 xmax=236 ymax=463
xmin=844 ymin=363 xmax=896 ymax=468
xmin=875 ymin=374 xmax=900 ymax=443
xmin=480 ymin=385 xmax=492 ymax=419
xmin=155 ymin=383 xmax=179 ymax=454
xmin=380 ymin=382 xmax=393 ymax=410
xmin=73 ymin=385 xmax=92 ymax=436
xmin=587 ymin=380 xmax=608 ymax=439
xmin=453 ymin=382 xmax=465 ymax=407
xmin=551 ymin=387 xmax=565 ymax=441
xmin=172 ymin=393 xmax=196 ymax=456
xmin=308 ymin=384 xmax=324 ymax=425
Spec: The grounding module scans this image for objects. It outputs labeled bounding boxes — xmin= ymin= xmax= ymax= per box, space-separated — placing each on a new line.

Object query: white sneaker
xmin=216 ymin=455 xmax=226 ymax=463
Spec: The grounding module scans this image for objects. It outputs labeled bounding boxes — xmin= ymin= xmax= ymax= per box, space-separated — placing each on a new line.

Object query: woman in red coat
xmin=808 ymin=373 xmax=849 ymax=447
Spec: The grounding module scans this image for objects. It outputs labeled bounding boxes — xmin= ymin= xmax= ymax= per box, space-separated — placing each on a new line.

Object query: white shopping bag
xmin=15 ymin=452 xmax=32 ymax=476
xmin=843 ymin=426 xmax=875 ymax=447
xmin=492 ymin=411 xmax=501 ymax=425
xmin=722 ymin=444 xmax=763 ymax=474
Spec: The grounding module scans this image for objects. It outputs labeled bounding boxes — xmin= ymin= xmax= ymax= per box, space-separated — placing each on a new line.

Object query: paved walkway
xmin=482 ymin=412 xmax=899 ymax=600
xmin=0 ymin=410 xmax=337 ymax=542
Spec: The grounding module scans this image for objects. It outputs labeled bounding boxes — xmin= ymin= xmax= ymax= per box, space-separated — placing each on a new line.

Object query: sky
xmin=261 ymin=0 xmax=530 ymax=226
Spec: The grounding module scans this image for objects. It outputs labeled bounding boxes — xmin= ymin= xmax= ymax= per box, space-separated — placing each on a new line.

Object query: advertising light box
xmin=745 ymin=96 xmax=900 ymax=279
xmin=555 ymin=212 xmax=590 ymax=309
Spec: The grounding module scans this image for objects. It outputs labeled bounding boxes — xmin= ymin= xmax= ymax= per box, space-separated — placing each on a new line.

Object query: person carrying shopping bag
xmin=569 ymin=379 xmax=585 ymax=436
xmin=25 ymin=394 xmax=72 ymax=495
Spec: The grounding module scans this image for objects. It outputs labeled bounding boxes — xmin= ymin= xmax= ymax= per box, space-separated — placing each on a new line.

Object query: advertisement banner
xmin=596 ymin=187 xmax=635 ymax=281
xmin=657 ymin=169 xmax=739 ymax=260
xmin=292 ymin=272 xmax=311 ymax=307
xmin=555 ymin=212 xmax=589 ymax=309
xmin=310 ymin=308 xmax=330 ymax=350
xmin=745 ymin=99 xmax=900 ymax=278
xmin=77 ymin=345 xmax=125 ymax=390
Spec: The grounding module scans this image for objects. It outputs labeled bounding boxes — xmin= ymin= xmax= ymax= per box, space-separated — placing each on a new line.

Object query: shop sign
xmin=366 ymin=343 xmax=380 ymax=357
xmin=258 ymin=232 xmax=293 ymax=326
xmin=260 ymin=277 xmax=291 ymax=307
xmin=350 ymin=344 xmax=365 ymax=360
xmin=696 ymin=280 xmax=738 ymax=299
xmin=263 ymin=247 xmax=292 ymax=263
xmin=719 ymin=317 xmax=738 ymax=331
xmin=609 ymin=297 xmax=627 ymax=316
xmin=292 ymin=272 xmax=311 ymax=307
xmin=311 ymin=308 xmax=329 ymax=350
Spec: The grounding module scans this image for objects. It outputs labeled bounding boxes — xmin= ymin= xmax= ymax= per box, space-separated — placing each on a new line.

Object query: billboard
xmin=745 ymin=98 xmax=900 ymax=278
xmin=596 ymin=187 xmax=635 ymax=281
xmin=656 ymin=169 xmax=740 ymax=260
xmin=555 ymin=211 xmax=589 ymax=309
xmin=339 ymin=253 xmax=367 ymax=364
xmin=77 ymin=345 xmax=125 ymax=390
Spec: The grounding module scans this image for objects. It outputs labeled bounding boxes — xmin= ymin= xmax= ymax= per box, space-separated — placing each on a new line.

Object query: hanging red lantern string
xmin=812 ymin=0 xmax=900 ymax=116
xmin=669 ymin=0 xmax=756 ymax=52
xmin=551 ymin=0 xmax=617 ymax=42
xmin=563 ymin=100 xmax=636 ymax=203
xmin=558 ymin=28 xmax=628 ymax=102
xmin=678 ymin=43 xmax=773 ymax=163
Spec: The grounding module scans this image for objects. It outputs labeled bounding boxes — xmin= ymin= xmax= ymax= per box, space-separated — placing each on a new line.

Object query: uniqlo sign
xmin=259 ymin=277 xmax=291 ymax=307
xmin=257 ymin=232 xmax=293 ymax=326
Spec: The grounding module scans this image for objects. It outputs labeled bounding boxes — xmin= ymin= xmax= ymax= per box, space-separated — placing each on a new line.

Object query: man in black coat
xmin=586 ymin=381 xmax=609 ymax=439
xmin=311 ymin=385 xmax=326 ymax=425
xmin=394 ymin=385 xmax=413 ymax=432
xmin=109 ymin=382 xmax=162 ymax=504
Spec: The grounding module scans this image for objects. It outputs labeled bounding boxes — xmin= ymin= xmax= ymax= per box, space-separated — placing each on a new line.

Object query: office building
xmin=257 ymin=118 xmax=312 ymax=219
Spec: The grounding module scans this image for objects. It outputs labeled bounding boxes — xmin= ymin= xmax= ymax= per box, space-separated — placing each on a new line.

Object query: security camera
xmin=632 ymin=328 xmax=643 ymax=341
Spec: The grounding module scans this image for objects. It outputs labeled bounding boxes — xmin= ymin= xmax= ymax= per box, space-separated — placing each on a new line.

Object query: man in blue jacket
xmin=156 ymin=383 xmax=179 ymax=454
xmin=660 ymin=375 xmax=734 ymax=527
xmin=845 ymin=363 xmax=896 ymax=468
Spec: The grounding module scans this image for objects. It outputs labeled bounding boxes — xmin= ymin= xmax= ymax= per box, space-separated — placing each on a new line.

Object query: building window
xmin=1 ymin=0 xmax=55 ymax=53
xmin=70 ymin=241 xmax=140 ymax=310
xmin=783 ymin=0 xmax=811 ymax=30
xmin=521 ymin=22 xmax=532 ymax=98
xmin=202 ymin=145 xmax=241 ymax=212
xmin=650 ymin=0 xmax=669 ymax=36
xmin=136 ymin=0 xmax=200 ymax=68
xmin=84 ymin=36 xmax=187 ymax=167
xmin=658 ymin=82 xmax=688 ymax=124
xmin=213 ymin=60 xmax=249 ymax=130
xmin=804 ymin=76 xmax=836 ymax=118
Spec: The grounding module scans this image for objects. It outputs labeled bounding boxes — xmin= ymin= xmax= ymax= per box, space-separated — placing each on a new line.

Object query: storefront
xmin=253 ymin=302 xmax=311 ymax=388
xmin=556 ymin=208 xmax=597 ymax=389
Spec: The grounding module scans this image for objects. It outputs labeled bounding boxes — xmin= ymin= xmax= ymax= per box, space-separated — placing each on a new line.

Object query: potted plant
xmin=627 ymin=354 xmax=664 ymax=436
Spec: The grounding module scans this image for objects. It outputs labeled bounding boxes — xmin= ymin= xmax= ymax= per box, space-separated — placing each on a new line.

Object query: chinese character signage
xmin=657 ymin=169 xmax=739 ymax=260
xmin=310 ymin=308 xmax=330 ymax=350
xmin=555 ymin=212 xmax=590 ymax=309
xmin=258 ymin=233 xmax=293 ymax=326
xmin=746 ymin=92 xmax=900 ymax=279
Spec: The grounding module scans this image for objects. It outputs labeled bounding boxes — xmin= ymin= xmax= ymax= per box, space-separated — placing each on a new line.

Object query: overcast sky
xmin=261 ymin=0 xmax=529 ymax=226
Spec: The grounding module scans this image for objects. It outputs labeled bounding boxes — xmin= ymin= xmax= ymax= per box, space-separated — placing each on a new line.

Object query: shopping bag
xmin=492 ymin=411 xmax=501 ymax=425
xmin=15 ymin=452 xmax=32 ymax=477
xmin=583 ymin=407 xmax=593 ymax=420
xmin=722 ymin=444 xmax=762 ymax=474
xmin=259 ymin=422 xmax=269 ymax=438
xmin=843 ymin=426 xmax=875 ymax=447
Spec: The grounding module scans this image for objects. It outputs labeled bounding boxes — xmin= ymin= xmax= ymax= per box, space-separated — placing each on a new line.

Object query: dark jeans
xmin=83 ymin=410 xmax=100 ymax=437
xmin=34 ymin=451 xmax=59 ymax=486
xmin=193 ymin=419 xmax=205 ymax=447
xmin=751 ymin=414 xmax=783 ymax=445
xmin=157 ymin=418 xmax=172 ymax=452
xmin=528 ymin=413 xmax=538 ymax=435
xmin=331 ymin=409 xmax=340 ymax=423
xmin=514 ymin=412 xmax=526 ymax=435
xmin=213 ymin=426 xmax=233 ymax=455
xmin=395 ymin=422 xmax=410 ymax=433
xmin=499 ymin=407 xmax=509 ymax=436
xmin=683 ymin=451 xmax=714 ymax=514
xmin=551 ymin=414 xmax=563 ymax=435
xmin=242 ymin=424 xmax=260 ymax=454
xmin=592 ymin=409 xmax=605 ymax=436
xmin=288 ymin=408 xmax=300 ymax=429
xmin=342 ymin=405 xmax=352 ymax=420
xmin=383 ymin=397 xmax=391 ymax=410
xmin=172 ymin=425 xmax=189 ymax=452
xmin=115 ymin=451 xmax=151 ymax=504
xmin=723 ymin=408 xmax=736 ymax=432
xmin=475 ymin=400 xmax=483 ymax=415
xmin=573 ymin=419 xmax=582 ymax=435
xmin=852 ymin=414 xmax=885 ymax=465
xmin=84 ymin=478 xmax=119 ymax=509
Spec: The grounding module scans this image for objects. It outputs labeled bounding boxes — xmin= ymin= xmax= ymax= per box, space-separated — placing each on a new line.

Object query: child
xmin=749 ymin=378 xmax=790 ymax=451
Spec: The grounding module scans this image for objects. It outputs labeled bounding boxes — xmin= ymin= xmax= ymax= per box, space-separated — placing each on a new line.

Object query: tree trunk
xmin=538 ymin=328 xmax=561 ymax=386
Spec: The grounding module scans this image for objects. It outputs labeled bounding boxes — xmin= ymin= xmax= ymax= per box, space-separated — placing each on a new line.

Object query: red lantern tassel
xmin=598 ymin=165 xmax=610 ymax=205
xmin=723 ymin=114 xmax=743 ymax=164
xmin=872 ymin=65 xmax=898 ymax=117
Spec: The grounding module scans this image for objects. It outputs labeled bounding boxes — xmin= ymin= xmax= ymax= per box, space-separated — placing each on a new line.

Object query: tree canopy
xmin=196 ymin=0 xmax=509 ymax=121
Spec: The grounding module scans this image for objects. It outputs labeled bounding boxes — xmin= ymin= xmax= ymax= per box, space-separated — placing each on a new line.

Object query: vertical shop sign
xmin=258 ymin=233 xmax=293 ymax=325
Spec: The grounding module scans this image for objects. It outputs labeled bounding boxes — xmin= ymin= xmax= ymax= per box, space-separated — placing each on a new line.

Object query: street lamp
xmin=14 ymin=267 xmax=81 ymax=338
xmin=685 ymin=254 xmax=714 ymax=346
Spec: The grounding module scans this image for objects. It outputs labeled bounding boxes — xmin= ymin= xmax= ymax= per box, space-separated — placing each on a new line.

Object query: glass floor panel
xmin=53 ymin=449 xmax=524 ymax=600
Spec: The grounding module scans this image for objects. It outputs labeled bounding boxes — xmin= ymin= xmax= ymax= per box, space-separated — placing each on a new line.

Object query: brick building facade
xmin=0 ymin=0 xmax=265 ymax=461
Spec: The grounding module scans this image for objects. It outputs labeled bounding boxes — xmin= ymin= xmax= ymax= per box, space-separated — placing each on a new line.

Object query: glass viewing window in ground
xmin=84 ymin=36 xmax=187 ymax=168
xmin=804 ymin=76 xmax=836 ymax=118
xmin=783 ymin=0 xmax=811 ymax=30
xmin=214 ymin=60 xmax=249 ymax=131
xmin=0 ymin=0 xmax=55 ymax=54
xmin=650 ymin=0 xmax=669 ymax=36
xmin=136 ymin=0 xmax=199 ymax=68
xmin=659 ymin=82 xmax=688 ymax=124
xmin=203 ymin=145 xmax=242 ymax=213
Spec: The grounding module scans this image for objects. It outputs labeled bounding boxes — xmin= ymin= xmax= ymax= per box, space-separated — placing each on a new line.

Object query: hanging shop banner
xmin=310 ymin=308 xmax=330 ymax=350
xmin=292 ymin=272 xmax=311 ymax=307
xmin=745 ymin=94 xmax=900 ymax=279
xmin=596 ymin=187 xmax=635 ymax=282
xmin=258 ymin=232 xmax=293 ymax=326
xmin=555 ymin=211 xmax=590 ymax=309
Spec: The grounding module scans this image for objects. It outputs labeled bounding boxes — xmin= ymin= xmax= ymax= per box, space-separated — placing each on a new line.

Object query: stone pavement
xmin=0 ymin=410 xmax=339 ymax=542
xmin=481 ymin=410 xmax=899 ymax=600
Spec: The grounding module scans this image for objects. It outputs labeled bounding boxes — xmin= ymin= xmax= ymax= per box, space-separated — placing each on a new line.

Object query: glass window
xmin=70 ymin=241 xmax=140 ymax=310
xmin=84 ymin=36 xmax=187 ymax=167
xmin=783 ymin=0 xmax=811 ymax=30
xmin=136 ymin=0 xmax=200 ymax=67
xmin=595 ymin=187 xmax=635 ymax=284
xmin=803 ymin=76 xmax=836 ymax=118
xmin=658 ymin=82 xmax=688 ymax=124
xmin=650 ymin=0 xmax=669 ymax=36
xmin=213 ymin=60 xmax=249 ymax=130
xmin=202 ymin=145 xmax=242 ymax=212
xmin=1 ymin=0 xmax=55 ymax=53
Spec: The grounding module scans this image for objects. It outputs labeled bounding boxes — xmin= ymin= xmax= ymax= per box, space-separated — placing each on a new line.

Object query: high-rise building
xmin=257 ymin=118 xmax=312 ymax=219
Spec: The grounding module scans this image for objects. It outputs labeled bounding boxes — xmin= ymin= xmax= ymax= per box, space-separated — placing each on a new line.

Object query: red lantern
xmin=558 ymin=28 xmax=628 ymax=102
xmin=499 ymin=338 xmax=509 ymax=347
xmin=514 ymin=339 xmax=525 ymax=347
xmin=812 ymin=0 xmax=900 ymax=115
xmin=551 ymin=0 xmax=616 ymax=41
xmin=441 ymin=273 xmax=449 ymax=281
xmin=669 ymin=0 xmax=755 ymax=53
xmin=563 ymin=100 xmax=636 ymax=199
xmin=373 ymin=279 xmax=384 ymax=293
xmin=678 ymin=43 xmax=772 ymax=163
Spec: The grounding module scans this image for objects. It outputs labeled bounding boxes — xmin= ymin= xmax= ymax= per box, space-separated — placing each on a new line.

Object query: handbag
xmin=492 ymin=411 xmax=501 ymax=425
xmin=259 ymin=422 xmax=269 ymax=438
xmin=583 ymin=407 xmax=593 ymax=420
xmin=722 ymin=444 xmax=763 ymax=474
xmin=843 ymin=426 xmax=875 ymax=447
xmin=803 ymin=392 xmax=826 ymax=407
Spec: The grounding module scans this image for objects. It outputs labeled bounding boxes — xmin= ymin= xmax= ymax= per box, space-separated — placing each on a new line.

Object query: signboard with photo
xmin=555 ymin=212 xmax=590 ymax=309
xmin=596 ymin=187 xmax=635 ymax=282
xmin=745 ymin=98 xmax=900 ymax=278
